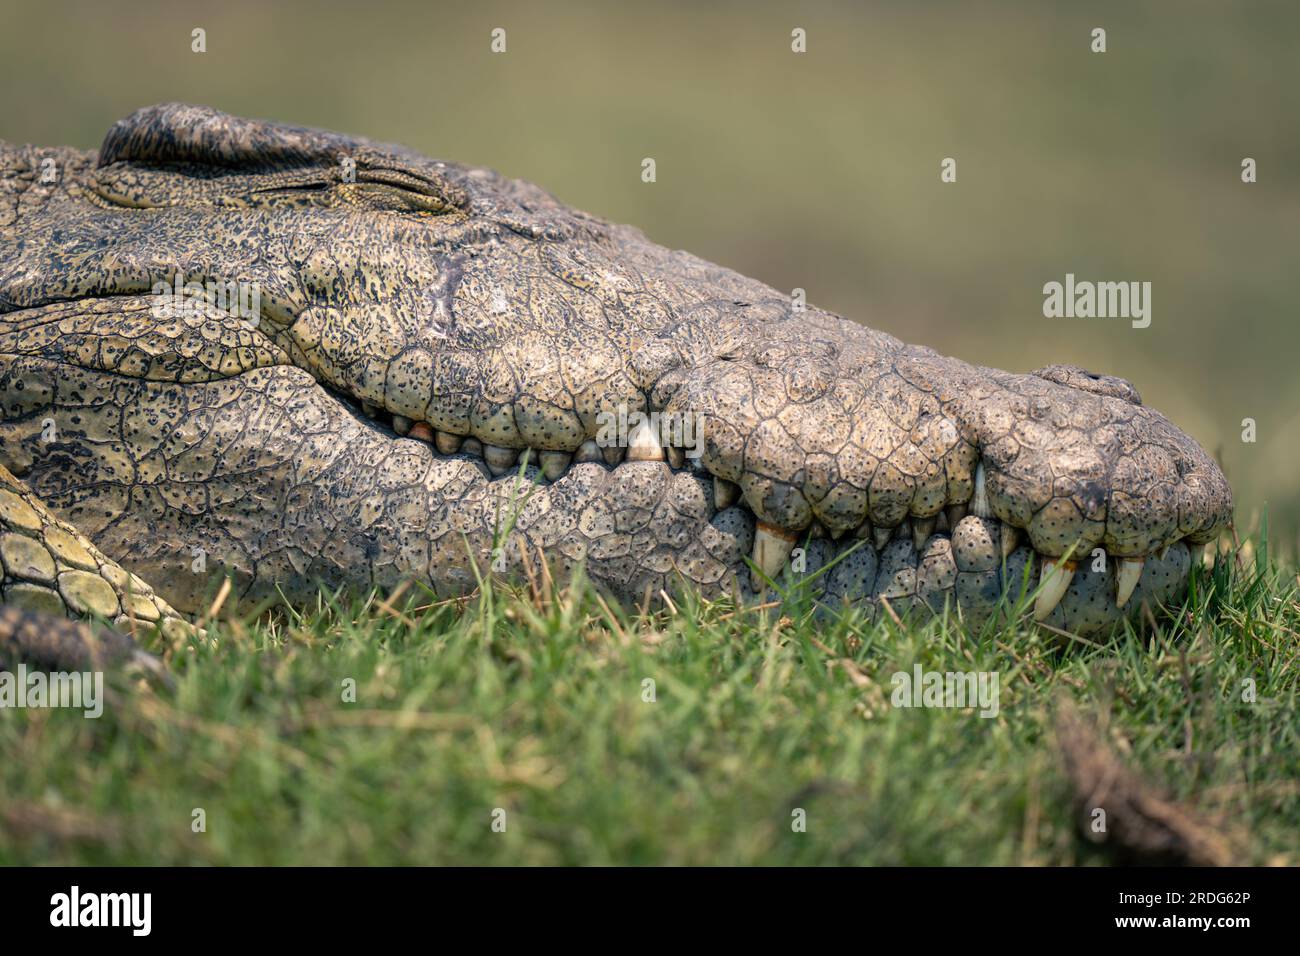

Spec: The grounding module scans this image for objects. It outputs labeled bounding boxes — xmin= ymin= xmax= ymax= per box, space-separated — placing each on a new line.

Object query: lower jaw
xmin=447 ymin=461 xmax=1196 ymax=641
xmin=43 ymin=436 xmax=1192 ymax=638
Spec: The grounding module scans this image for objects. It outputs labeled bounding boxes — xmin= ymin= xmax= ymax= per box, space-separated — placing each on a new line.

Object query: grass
xmin=0 ymin=540 xmax=1296 ymax=866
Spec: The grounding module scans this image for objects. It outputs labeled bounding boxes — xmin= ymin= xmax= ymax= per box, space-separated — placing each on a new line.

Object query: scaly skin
xmin=0 ymin=104 xmax=1232 ymax=646
xmin=0 ymin=462 xmax=187 ymax=668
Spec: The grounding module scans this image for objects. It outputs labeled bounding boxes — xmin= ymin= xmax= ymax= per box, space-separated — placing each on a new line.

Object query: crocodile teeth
xmin=853 ymin=519 xmax=873 ymax=540
xmin=1034 ymin=558 xmax=1076 ymax=622
xmin=434 ymin=430 xmax=463 ymax=455
xmin=408 ymin=422 xmax=434 ymax=443
xmin=946 ymin=503 xmax=968 ymax=528
xmin=934 ymin=511 xmax=950 ymax=535
xmin=872 ymin=525 xmax=893 ymax=551
xmin=1000 ymin=523 xmax=1020 ymax=560
xmin=393 ymin=414 xmax=413 ymax=436
xmin=912 ymin=516 xmax=936 ymax=552
xmin=751 ymin=521 xmax=797 ymax=589
xmin=574 ymin=439 xmax=603 ymax=463
xmin=666 ymin=445 xmax=685 ymax=469
xmin=971 ymin=462 xmax=991 ymax=518
xmin=626 ymin=419 xmax=665 ymax=461
xmin=713 ymin=477 xmax=740 ymax=509
xmin=602 ymin=445 xmax=626 ymax=467
xmin=1115 ymin=557 xmax=1144 ymax=609
xmin=484 ymin=444 xmax=518 ymax=476
xmin=362 ymin=400 xmax=378 ymax=417
xmin=540 ymin=450 xmax=572 ymax=482
xmin=461 ymin=437 xmax=483 ymax=458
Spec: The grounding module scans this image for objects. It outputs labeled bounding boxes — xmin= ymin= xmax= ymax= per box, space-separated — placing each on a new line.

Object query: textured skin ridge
xmin=0 ymin=104 xmax=1232 ymax=644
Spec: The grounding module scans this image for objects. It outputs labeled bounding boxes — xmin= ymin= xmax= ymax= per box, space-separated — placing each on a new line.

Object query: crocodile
xmin=0 ymin=104 xmax=1233 ymax=660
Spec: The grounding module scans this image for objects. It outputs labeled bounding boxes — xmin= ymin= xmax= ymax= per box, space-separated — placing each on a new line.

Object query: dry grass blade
xmin=1054 ymin=696 xmax=1239 ymax=866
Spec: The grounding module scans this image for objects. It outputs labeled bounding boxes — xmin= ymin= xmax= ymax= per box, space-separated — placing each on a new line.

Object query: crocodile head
xmin=0 ymin=104 xmax=1232 ymax=635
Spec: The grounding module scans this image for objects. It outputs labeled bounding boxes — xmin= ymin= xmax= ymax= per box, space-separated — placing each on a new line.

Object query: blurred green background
xmin=2 ymin=0 xmax=1296 ymax=547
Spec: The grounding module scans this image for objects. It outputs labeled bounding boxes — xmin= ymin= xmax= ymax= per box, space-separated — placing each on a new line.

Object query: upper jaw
xmin=648 ymin=309 xmax=1230 ymax=545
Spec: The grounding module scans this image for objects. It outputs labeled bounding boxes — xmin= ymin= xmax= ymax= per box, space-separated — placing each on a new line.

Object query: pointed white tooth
xmin=540 ymin=450 xmax=572 ymax=482
xmin=574 ymin=439 xmax=603 ymax=463
xmin=393 ymin=414 xmax=413 ymax=436
xmin=626 ymin=419 xmax=665 ymax=462
xmin=946 ymin=503 xmax=968 ymax=528
xmin=750 ymin=522 xmax=797 ymax=589
xmin=461 ymin=437 xmax=483 ymax=458
xmin=666 ymin=445 xmax=685 ymax=469
xmin=434 ymin=430 xmax=463 ymax=455
xmin=872 ymin=525 xmax=893 ymax=551
xmin=1000 ymin=523 xmax=1020 ymax=560
xmin=971 ymin=462 xmax=991 ymax=518
xmin=408 ymin=422 xmax=434 ymax=443
xmin=1034 ymin=559 xmax=1076 ymax=622
xmin=484 ymin=444 xmax=518 ymax=476
xmin=912 ymin=516 xmax=935 ymax=552
xmin=1115 ymin=557 xmax=1144 ymax=609
xmin=853 ymin=519 xmax=873 ymax=540
xmin=713 ymin=477 xmax=740 ymax=509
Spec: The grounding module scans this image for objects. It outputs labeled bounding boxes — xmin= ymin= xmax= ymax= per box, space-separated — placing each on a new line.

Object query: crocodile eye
xmin=91 ymin=163 xmax=464 ymax=216
xmin=91 ymin=103 xmax=469 ymax=215
xmin=337 ymin=180 xmax=455 ymax=215
xmin=90 ymin=168 xmax=323 ymax=211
